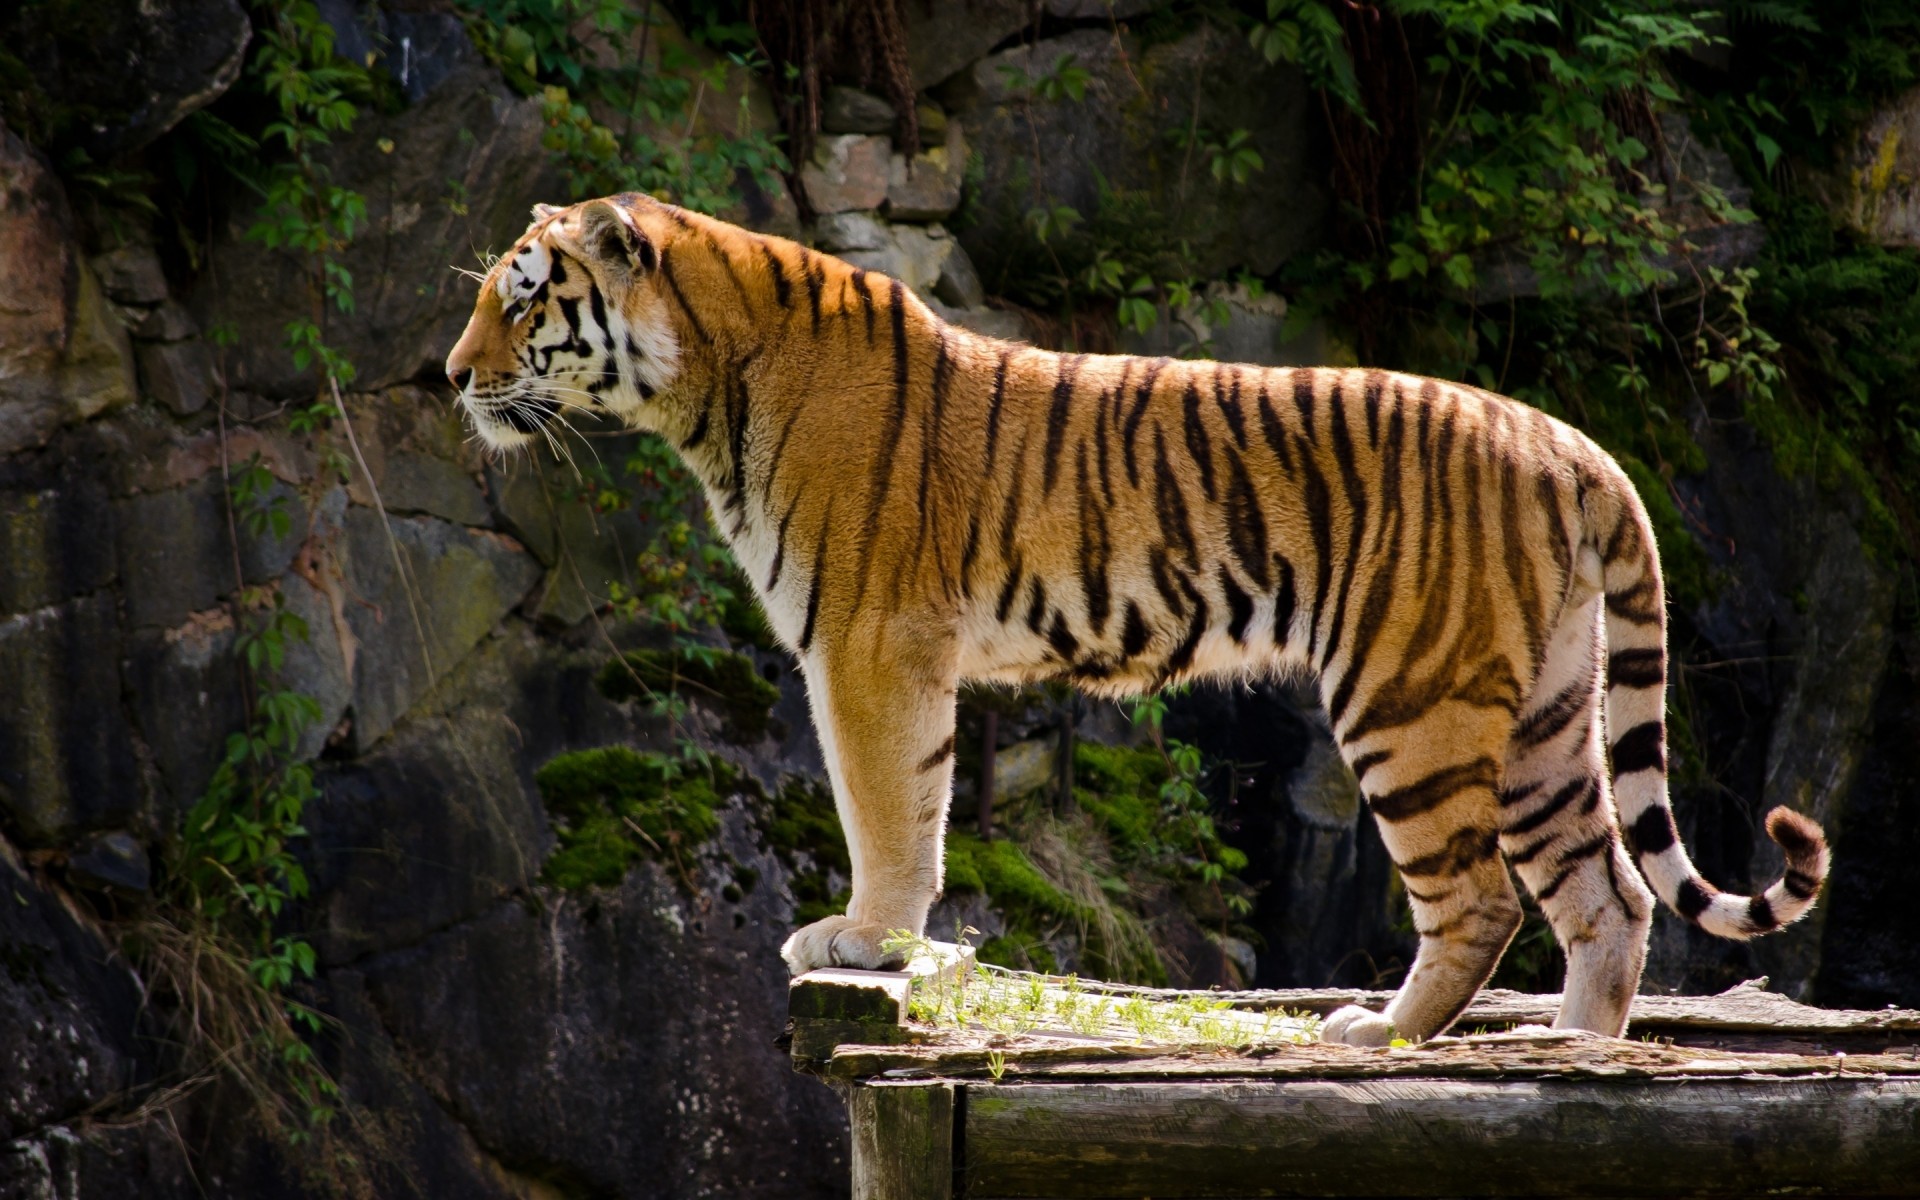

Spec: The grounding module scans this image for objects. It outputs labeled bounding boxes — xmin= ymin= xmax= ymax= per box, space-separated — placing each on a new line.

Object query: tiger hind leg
xmin=1500 ymin=593 xmax=1653 ymax=1036
xmin=1323 ymin=707 xmax=1523 ymax=1046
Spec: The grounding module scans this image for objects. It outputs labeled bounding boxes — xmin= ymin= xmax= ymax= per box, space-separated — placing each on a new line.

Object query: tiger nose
xmin=448 ymin=366 xmax=473 ymax=391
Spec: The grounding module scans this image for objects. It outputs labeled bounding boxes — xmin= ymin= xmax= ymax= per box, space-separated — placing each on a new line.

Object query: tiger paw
xmin=1322 ymin=1005 xmax=1397 ymax=1047
xmin=780 ymin=915 xmax=910 ymax=975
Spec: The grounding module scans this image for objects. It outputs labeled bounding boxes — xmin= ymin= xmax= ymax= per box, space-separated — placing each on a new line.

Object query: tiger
xmin=444 ymin=193 xmax=1830 ymax=1045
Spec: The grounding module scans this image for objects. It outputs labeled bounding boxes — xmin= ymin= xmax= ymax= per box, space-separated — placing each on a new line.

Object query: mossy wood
xmin=789 ymin=957 xmax=1920 ymax=1198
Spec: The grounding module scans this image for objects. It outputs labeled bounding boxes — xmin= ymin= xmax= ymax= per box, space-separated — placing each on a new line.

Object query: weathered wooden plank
xmin=789 ymin=942 xmax=976 ymax=1064
xmin=962 ymin=1078 xmax=1920 ymax=1197
xmin=852 ymin=1081 xmax=954 ymax=1200
xmin=833 ymin=1030 xmax=1920 ymax=1084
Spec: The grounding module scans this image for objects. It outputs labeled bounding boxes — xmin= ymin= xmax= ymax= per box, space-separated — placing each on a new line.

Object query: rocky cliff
xmin=3 ymin=2 xmax=1917 ymax=1197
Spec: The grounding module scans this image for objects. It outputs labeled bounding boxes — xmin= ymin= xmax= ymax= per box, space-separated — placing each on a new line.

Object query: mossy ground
xmin=595 ymin=646 xmax=781 ymax=741
xmin=534 ymin=747 xmax=733 ymax=890
xmin=764 ymin=775 xmax=851 ymax=924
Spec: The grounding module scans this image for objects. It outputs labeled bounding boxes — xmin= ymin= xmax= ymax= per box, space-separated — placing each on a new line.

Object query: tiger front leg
xmin=780 ymin=632 xmax=959 ymax=974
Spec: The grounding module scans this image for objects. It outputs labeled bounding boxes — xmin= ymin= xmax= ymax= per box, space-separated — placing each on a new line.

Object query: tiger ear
xmin=531 ymin=202 xmax=565 ymax=221
xmin=576 ymin=199 xmax=657 ymax=275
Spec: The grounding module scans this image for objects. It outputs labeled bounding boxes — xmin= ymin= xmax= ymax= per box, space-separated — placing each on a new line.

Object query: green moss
xmin=719 ymin=588 xmax=781 ymax=652
xmin=596 ymin=646 xmax=781 ymax=742
xmin=534 ymin=748 xmax=730 ymax=890
xmin=766 ymin=776 xmax=852 ymax=924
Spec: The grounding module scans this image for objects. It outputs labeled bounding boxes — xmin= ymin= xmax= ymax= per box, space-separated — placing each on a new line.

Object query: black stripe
xmin=1400 ymin=826 xmax=1499 ymax=879
xmin=1536 ymin=833 xmax=1612 ymax=902
xmin=1291 ymin=370 xmax=1317 ymax=442
xmin=1256 ymin=386 xmax=1294 ymax=471
xmin=1610 ymin=721 xmax=1666 ymax=778
xmin=1746 ymin=894 xmax=1778 ymax=931
xmin=766 ymin=490 xmax=802 ymax=592
xmin=1043 ymin=355 xmax=1083 ymax=496
xmin=1298 ymin=452 xmax=1333 ymax=661
xmin=761 ymin=243 xmax=792 ymax=307
xmin=1505 ymin=776 xmax=1595 ymax=841
xmin=1605 ymin=578 xmax=1661 ymax=625
xmin=1025 ymin=578 xmax=1048 ymax=634
xmin=1319 ymin=383 xmax=1368 ymax=670
xmin=660 ymin=252 xmax=708 ymax=341
xmin=1047 ymin=613 xmax=1079 ymax=660
xmin=1271 ymin=555 xmax=1296 ymax=648
xmin=681 ymin=402 xmax=712 ymax=451
xmin=1214 ymin=367 xmax=1248 ymax=448
xmin=1153 ymin=428 xmax=1198 ymax=567
xmin=804 ymin=255 xmax=824 ymax=336
xmin=1183 ymin=383 xmax=1217 ymax=501
xmin=995 ymin=556 xmax=1024 ymax=624
xmin=852 ymin=268 xmax=876 ymax=343
xmin=1784 ymin=870 xmax=1820 ymax=900
xmin=1147 ymin=547 xmax=1188 ymax=619
xmin=918 ymin=735 xmax=956 ymax=772
xmin=850 ymin=280 xmax=912 ymax=607
xmin=1164 ymin=587 xmax=1209 ymax=676
xmin=1627 ymin=806 xmax=1677 ymax=857
xmin=1120 ymin=603 xmax=1151 ymax=659
xmin=798 ymin=507 xmax=830 ymax=652
xmin=1077 ymin=445 xmax=1112 ymax=635
xmin=1122 ymin=360 xmax=1165 ymax=487
xmin=1220 ymin=564 xmax=1253 ymax=643
xmin=1675 ymin=877 xmax=1713 ymax=920
xmin=959 ymin=516 xmax=981 ymax=600
xmin=1349 ymin=749 xmax=1391 ymax=782
xmin=1513 ymin=678 xmax=1590 ymax=750
xmin=1367 ymin=756 xmax=1499 ymax=823
xmin=983 ymin=348 xmax=1012 ymax=474
xmin=1607 ymin=648 xmax=1665 ymax=690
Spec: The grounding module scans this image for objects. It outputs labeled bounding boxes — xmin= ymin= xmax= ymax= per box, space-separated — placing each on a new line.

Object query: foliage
xmin=763 ymin=775 xmax=852 ymax=924
xmin=595 ymin=645 xmax=781 ymax=740
xmin=456 ymin=0 xmax=786 ymax=209
xmin=535 ymin=745 xmax=732 ymax=890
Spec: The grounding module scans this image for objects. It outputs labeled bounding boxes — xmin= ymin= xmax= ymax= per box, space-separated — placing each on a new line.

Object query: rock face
xmin=188 ymin=57 xmax=566 ymax=398
xmin=1826 ymin=85 xmax=1920 ymax=248
xmin=943 ymin=24 xmax=1328 ymax=289
xmin=0 ymin=132 xmax=135 ymax=457
xmin=0 ymin=0 xmax=249 ymax=158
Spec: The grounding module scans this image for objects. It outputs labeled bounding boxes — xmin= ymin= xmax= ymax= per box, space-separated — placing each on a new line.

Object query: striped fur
xmin=446 ymin=195 xmax=1830 ymax=1044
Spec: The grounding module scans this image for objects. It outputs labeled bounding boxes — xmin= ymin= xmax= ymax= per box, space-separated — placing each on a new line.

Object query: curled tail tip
xmin=1765 ymin=804 xmax=1831 ymax=893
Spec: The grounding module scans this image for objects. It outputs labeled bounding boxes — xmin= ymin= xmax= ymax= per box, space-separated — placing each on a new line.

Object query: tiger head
xmin=446 ymin=196 xmax=684 ymax=450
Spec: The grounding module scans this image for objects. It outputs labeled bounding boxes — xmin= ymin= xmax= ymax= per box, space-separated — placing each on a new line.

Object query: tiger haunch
xmin=446 ymin=193 xmax=1830 ymax=1045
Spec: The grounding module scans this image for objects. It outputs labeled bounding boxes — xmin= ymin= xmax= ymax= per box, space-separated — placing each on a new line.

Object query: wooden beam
xmin=852 ymin=1081 xmax=954 ymax=1200
xmin=961 ymin=1078 xmax=1920 ymax=1197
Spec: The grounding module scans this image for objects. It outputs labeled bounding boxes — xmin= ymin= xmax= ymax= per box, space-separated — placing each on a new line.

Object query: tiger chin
xmin=446 ymin=193 xmax=1830 ymax=1047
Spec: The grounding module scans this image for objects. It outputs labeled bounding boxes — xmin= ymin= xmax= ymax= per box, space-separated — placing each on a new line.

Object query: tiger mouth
xmin=461 ymin=392 xmax=557 ymax=446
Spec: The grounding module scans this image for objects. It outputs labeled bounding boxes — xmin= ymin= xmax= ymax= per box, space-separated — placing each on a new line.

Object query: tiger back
xmin=446 ymin=194 xmax=1829 ymax=1045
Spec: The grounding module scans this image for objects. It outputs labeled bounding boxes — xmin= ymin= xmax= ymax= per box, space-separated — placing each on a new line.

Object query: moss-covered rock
xmin=764 ymin=775 xmax=850 ymax=924
xmin=595 ymin=646 xmax=782 ymax=742
xmin=534 ymin=747 xmax=730 ymax=891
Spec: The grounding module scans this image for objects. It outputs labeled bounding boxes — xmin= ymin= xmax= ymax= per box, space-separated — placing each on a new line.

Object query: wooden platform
xmin=785 ymin=948 xmax=1920 ymax=1199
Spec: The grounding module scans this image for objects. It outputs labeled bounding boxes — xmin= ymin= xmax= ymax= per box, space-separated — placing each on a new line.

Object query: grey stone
xmin=376 ymin=452 xmax=491 ymax=527
xmin=0 ymin=0 xmax=249 ymax=159
xmin=907 ymin=0 xmax=1036 ymax=91
xmin=0 ymin=852 xmax=144 ymax=1143
xmin=0 ymin=131 xmax=136 ymax=457
xmin=1046 ymin=0 xmax=1170 ymax=16
xmin=1822 ymin=83 xmax=1920 ymax=249
xmin=122 ymin=607 xmax=247 ymax=814
xmin=339 ymin=508 xmax=542 ymax=750
xmin=0 ymin=595 xmax=141 ymax=844
xmin=359 ymin=797 xmax=850 ymax=1199
xmin=947 ymin=25 xmax=1327 ymax=286
xmin=800 ymin=134 xmax=892 ymax=215
xmin=722 ymin=166 xmax=805 ymax=239
xmin=135 ymin=338 xmax=213 ymax=416
xmin=485 ymin=457 xmax=653 ymax=626
xmin=91 ymin=245 xmax=169 ymax=306
xmin=1287 ymin=737 xmax=1361 ymax=830
xmin=67 ymin=831 xmax=151 ymax=893
xmin=822 ymin=85 xmax=897 ymax=135
xmin=189 ymin=64 xmax=566 ymax=398
xmin=933 ymin=239 xmax=986 ymax=309
xmin=0 ymin=479 xmax=116 ymax=620
xmin=132 ymin=302 xmax=198 ymax=343
xmin=813 ymin=211 xmax=892 ymax=253
xmin=839 ymin=223 xmax=955 ymax=300
xmin=885 ymin=122 xmax=968 ymax=221
xmin=928 ymin=301 xmax=1030 ymax=343
xmin=114 ymin=475 xmax=307 ymax=630
xmin=1118 ymin=283 xmax=1335 ymax=366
